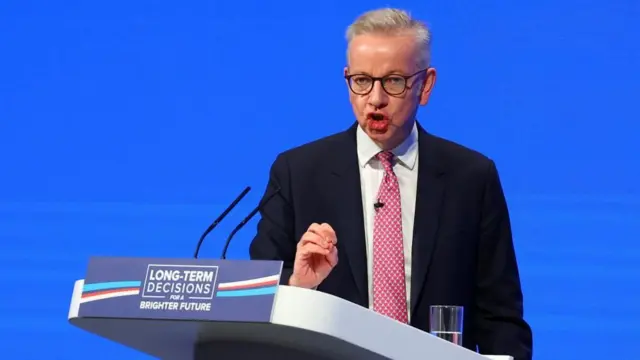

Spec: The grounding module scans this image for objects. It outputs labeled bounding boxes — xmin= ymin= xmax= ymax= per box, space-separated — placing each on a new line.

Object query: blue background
xmin=0 ymin=0 xmax=638 ymax=359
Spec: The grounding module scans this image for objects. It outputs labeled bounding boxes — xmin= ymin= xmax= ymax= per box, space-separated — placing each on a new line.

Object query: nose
xmin=367 ymin=80 xmax=388 ymax=108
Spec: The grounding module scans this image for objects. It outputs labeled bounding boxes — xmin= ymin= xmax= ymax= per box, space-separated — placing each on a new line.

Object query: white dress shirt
xmin=356 ymin=122 xmax=419 ymax=321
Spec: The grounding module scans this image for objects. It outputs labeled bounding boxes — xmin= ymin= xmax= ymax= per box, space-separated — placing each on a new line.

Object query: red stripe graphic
xmin=81 ymin=287 xmax=139 ymax=298
xmin=219 ymin=278 xmax=278 ymax=291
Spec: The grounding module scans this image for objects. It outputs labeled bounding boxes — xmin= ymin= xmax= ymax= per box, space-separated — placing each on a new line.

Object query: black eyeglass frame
xmin=344 ymin=68 xmax=430 ymax=96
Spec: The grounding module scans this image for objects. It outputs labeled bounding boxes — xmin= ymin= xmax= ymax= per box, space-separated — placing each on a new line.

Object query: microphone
xmin=193 ymin=186 xmax=251 ymax=259
xmin=220 ymin=185 xmax=282 ymax=259
xmin=374 ymin=200 xmax=385 ymax=210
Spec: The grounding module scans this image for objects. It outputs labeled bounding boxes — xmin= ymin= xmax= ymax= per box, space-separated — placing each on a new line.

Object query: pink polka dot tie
xmin=372 ymin=151 xmax=408 ymax=324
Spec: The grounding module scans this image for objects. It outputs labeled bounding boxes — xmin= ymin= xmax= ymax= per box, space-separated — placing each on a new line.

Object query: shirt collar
xmin=356 ymin=121 xmax=419 ymax=170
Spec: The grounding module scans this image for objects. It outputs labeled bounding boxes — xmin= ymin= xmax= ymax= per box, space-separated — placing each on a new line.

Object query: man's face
xmin=345 ymin=33 xmax=436 ymax=149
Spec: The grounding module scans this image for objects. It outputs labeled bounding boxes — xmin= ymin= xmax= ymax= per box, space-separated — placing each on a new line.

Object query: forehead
xmin=347 ymin=33 xmax=419 ymax=74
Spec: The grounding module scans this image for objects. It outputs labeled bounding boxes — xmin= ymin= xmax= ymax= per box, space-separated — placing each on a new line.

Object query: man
xmin=249 ymin=8 xmax=533 ymax=360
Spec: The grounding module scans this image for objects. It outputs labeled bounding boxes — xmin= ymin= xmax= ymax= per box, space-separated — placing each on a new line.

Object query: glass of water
xmin=429 ymin=305 xmax=464 ymax=346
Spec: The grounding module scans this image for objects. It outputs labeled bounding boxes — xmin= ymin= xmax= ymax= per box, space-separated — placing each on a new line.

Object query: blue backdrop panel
xmin=0 ymin=0 xmax=638 ymax=359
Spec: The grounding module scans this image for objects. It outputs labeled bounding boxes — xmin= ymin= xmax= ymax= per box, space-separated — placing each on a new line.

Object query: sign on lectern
xmin=79 ymin=256 xmax=283 ymax=322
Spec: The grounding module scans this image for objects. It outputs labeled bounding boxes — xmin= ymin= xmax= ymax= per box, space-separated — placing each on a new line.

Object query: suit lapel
xmin=410 ymin=126 xmax=446 ymax=315
xmin=327 ymin=123 xmax=368 ymax=305
xmin=324 ymin=122 xmax=446 ymax=311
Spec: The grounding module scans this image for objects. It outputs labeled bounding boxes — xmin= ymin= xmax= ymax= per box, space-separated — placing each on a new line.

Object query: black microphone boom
xmin=193 ymin=186 xmax=251 ymax=258
xmin=220 ymin=186 xmax=281 ymax=259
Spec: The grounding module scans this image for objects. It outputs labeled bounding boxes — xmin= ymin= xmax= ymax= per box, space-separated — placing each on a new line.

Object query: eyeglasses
xmin=345 ymin=68 xmax=428 ymax=96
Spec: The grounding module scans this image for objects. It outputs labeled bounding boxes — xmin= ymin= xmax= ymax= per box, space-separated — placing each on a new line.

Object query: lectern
xmin=68 ymin=257 xmax=513 ymax=360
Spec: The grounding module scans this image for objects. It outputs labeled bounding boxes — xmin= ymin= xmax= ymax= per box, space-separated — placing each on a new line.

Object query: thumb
xmin=327 ymin=246 xmax=338 ymax=267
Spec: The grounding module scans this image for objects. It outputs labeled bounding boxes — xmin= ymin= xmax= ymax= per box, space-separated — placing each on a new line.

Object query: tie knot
xmin=376 ymin=151 xmax=394 ymax=172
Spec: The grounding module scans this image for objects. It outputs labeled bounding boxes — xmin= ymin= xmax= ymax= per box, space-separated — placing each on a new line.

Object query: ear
xmin=343 ymin=66 xmax=349 ymax=83
xmin=419 ymin=67 xmax=437 ymax=106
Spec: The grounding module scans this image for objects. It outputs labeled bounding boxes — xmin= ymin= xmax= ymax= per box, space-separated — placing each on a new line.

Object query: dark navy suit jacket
xmin=249 ymin=122 xmax=533 ymax=360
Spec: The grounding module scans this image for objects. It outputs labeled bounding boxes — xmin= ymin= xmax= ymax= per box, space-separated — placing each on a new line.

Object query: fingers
xmin=299 ymin=242 xmax=330 ymax=258
xmin=320 ymin=223 xmax=337 ymax=245
xmin=295 ymin=222 xmax=339 ymax=267
xmin=297 ymin=230 xmax=329 ymax=250
xmin=307 ymin=222 xmax=337 ymax=245
xmin=327 ymin=245 xmax=339 ymax=267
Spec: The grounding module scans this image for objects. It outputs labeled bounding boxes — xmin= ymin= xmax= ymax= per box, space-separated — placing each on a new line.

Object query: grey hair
xmin=345 ymin=8 xmax=432 ymax=68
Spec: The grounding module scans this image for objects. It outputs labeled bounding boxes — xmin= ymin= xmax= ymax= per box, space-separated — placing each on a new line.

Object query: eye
xmin=384 ymin=76 xmax=404 ymax=85
xmin=352 ymin=76 xmax=372 ymax=86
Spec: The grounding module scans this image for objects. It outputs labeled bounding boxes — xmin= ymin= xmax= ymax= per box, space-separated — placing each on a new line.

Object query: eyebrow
xmin=349 ymin=69 xmax=408 ymax=76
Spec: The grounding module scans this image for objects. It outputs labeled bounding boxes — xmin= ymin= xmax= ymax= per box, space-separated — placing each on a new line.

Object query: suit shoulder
xmin=275 ymin=130 xmax=348 ymax=164
xmin=426 ymin=133 xmax=495 ymax=173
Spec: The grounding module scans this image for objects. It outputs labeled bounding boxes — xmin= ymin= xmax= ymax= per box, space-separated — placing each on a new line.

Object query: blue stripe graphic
xmin=216 ymin=286 xmax=277 ymax=297
xmin=83 ymin=281 xmax=142 ymax=292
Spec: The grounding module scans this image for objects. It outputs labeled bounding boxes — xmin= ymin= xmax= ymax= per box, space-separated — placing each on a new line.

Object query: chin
xmin=367 ymin=129 xmax=396 ymax=145
xmin=367 ymin=129 xmax=392 ymax=138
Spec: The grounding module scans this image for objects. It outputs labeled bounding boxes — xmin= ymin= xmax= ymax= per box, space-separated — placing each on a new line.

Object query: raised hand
xmin=289 ymin=223 xmax=338 ymax=289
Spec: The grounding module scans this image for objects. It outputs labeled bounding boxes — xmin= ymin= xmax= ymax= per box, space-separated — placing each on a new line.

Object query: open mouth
xmin=368 ymin=113 xmax=386 ymax=121
xmin=367 ymin=112 xmax=389 ymax=131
